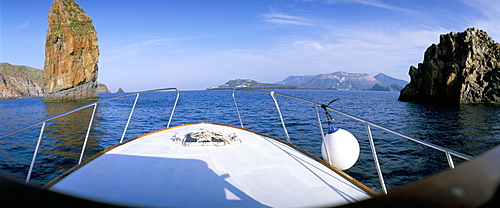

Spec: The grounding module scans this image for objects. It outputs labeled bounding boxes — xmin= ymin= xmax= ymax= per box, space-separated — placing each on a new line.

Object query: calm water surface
xmin=1 ymin=90 xmax=499 ymax=192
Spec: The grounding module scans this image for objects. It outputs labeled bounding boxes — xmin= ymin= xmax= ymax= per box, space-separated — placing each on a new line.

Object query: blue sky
xmin=1 ymin=0 xmax=500 ymax=91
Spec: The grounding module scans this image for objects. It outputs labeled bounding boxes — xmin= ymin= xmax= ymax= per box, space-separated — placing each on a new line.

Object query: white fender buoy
xmin=321 ymin=124 xmax=360 ymax=170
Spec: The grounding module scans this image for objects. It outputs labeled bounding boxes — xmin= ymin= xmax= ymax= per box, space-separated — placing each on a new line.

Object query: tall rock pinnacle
xmin=43 ymin=0 xmax=99 ymax=101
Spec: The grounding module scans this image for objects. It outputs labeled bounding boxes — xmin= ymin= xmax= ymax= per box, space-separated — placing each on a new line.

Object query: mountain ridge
xmin=207 ymin=79 xmax=328 ymax=90
xmin=374 ymin=73 xmax=408 ymax=89
xmin=208 ymin=72 xmax=408 ymax=90
xmin=277 ymin=71 xmax=380 ymax=90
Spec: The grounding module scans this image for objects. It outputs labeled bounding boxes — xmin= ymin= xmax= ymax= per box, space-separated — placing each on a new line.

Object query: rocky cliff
xmin=43 ymin=0 xmax=99 ymax=101
xmin=399 ymin=28 xmax=500 ymax=103
xmin=0 ymin=63 xmax=45 ymax=99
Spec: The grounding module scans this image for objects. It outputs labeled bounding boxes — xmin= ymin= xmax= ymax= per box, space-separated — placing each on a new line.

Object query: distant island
xmin=207 ymin=72 xmax=408 ymax=91
xmin=207 ymin=79 xmax=330 ymax=90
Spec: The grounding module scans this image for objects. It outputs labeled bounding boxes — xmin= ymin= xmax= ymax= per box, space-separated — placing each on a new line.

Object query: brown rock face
xmin=399 ymin=28 xmax=500 ymax=104
xmin=0 ymin=63 xmax=45 ymax=99
xmin=43 ymin=0 xmax=99 ymax=102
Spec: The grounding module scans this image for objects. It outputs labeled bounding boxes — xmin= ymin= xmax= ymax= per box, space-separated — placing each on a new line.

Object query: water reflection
xmin=457 ymin=104 xmax=500 ymax=154
xmin=402 ymin=102 xmax=500 ymax=156
xmin=371 ymin=102 xmax=500 ymax=192
xmin=31 ymin=101 xmax=104 ymax=184
xmin=0 ymin=97 xmax=47 ymax=182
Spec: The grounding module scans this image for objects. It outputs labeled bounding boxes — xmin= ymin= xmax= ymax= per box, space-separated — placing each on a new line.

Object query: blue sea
xmin=1 ymin=90 xmax=499 ymax=193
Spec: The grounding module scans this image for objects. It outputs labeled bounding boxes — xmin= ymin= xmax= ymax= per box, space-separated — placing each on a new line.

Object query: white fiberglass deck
xmin=49 ymin=123 xmax=372 ymax=207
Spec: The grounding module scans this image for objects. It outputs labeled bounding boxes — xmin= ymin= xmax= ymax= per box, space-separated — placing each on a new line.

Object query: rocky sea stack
xmin=43 ymin=0 xmax=99 ymax=102
xmin=399 ymin=28 xmax=500 ymax=104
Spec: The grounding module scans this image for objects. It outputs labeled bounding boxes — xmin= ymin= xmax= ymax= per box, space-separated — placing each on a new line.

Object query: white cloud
xmin=15 ymin=21 xmax=30 ymax=30
xmin=459 ymin=0 xmax=500 ymax=41
xmin=260 ymin=9 xmax=316 ymax=26
xmin=324 ymin=0 xmax=417 ymax=14
xmin=100 ymin=18 xmax=448 ymax=91
xmin=267 ymin=24 xmax=446 ymax=78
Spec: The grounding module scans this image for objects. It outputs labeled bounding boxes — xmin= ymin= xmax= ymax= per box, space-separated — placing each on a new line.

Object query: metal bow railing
xmin=0 ymin=88 xmax=179 ymax=183
xmin=232 ymin=89 xmax=472 ymax=194
xmin=1 ymin=87 xmax=472 ymax=192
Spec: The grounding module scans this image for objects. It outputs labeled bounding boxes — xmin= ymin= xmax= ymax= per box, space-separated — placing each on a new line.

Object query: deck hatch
xmin=173 ymin=128 xmax=242 ymax=146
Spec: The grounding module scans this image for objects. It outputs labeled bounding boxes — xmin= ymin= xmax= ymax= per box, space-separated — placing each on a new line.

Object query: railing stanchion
xmin=314 ymin=105 xmax=332 ymax=165
xmin=445 ymin=151 xmax=455 ymax=169
xmin=166 ymin=89 xmax=179 ymax=128
xmin=366 ymin=122 xmax=387 ymax=194
xmin=78 ymin=104 xmax=97 ymax=165
xmin=232 ymin=90 xmax=244 ymax=128
xmin=26 ymin=122 xmax=46 ymax=183
xmin=270 ymin=91 xmax=291 ymax=144
xmin=120 ymin=94 xmax=140 ymax=143
xmin=314 ymin=105 xmax=325 ymax=140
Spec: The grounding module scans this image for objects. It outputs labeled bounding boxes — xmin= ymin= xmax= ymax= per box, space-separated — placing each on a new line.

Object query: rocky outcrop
xmin=116 ymin=88 xmax=125 ymax=93
xmin=399 ymin=28 xmax=500 ymax=103
xmin=0 ymin=63 xmax=111 ymax=99
xmin=43 ymin=0 xmax=99 ymax=102
xmin=96 ymin=83 xmax=111 ymax=94
xmin=0 ymin=63 xmax=45 ymax=99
